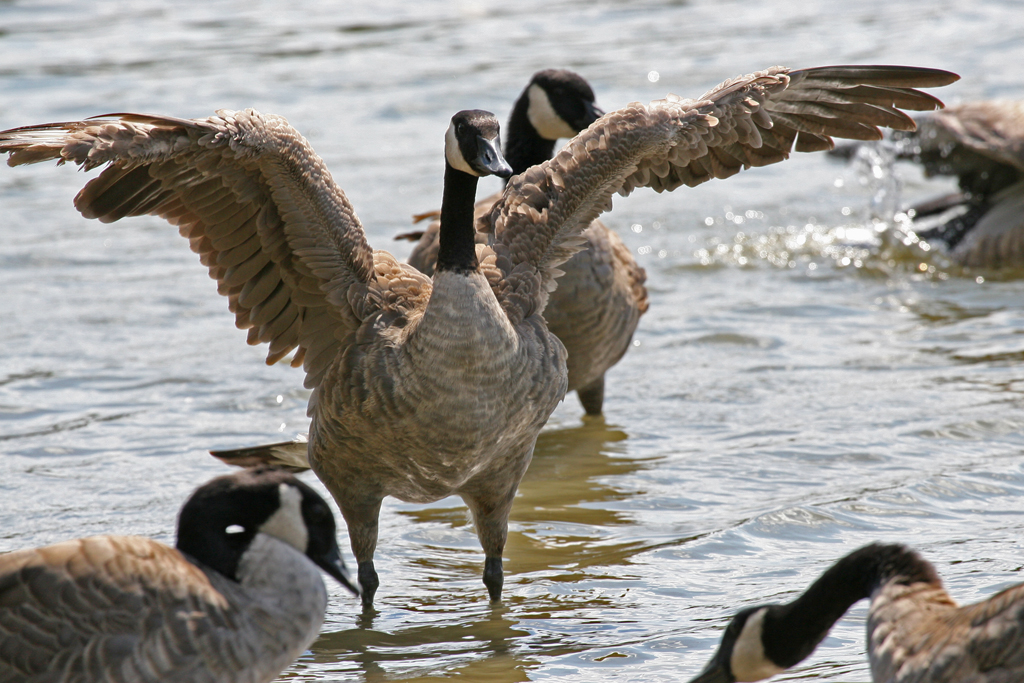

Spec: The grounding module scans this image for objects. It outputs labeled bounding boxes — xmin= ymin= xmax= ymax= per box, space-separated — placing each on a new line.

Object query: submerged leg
xmin=337 ymin=494 xmax=383 ymax=608
xmin=357 ymin=561 xmax=379 ymax=608
xmin=576 ymin=374 xmax=605 ymax=416
xmin=483 ymin=556 xmax=503 ymax=601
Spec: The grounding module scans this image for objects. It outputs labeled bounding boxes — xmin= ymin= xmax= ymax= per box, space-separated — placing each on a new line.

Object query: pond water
xmin=2 ymin=1 xmax=1024 ymax=681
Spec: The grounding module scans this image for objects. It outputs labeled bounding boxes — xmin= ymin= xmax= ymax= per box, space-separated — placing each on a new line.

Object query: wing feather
xmin=485 ymin=64 xmax=958 ymax=318
xmin=0 ymin=109 xmax=377 ymax=388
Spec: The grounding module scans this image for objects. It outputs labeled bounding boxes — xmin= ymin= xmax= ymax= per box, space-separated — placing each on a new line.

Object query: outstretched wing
xmin=1 ymin=110 xmax=376 ymax=388
xmin=483 ymin=65 xmax=958 ymax=320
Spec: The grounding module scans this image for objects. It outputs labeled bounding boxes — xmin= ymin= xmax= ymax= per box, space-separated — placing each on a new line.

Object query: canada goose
xmin=399 ymin=69 xmax=648 ymax=415
xmin=837 ymin=100 xmax=1024 ymax=268
xmin=0 ymin=64 xmax=956 ymax=607
xmin=0 ymin=466 xmax=359 ymax=683
xmin=687 ymin=543 xmax=1024 ymax=683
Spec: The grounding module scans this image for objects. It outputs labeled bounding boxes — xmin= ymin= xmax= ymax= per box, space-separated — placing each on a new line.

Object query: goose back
xmin=868 ymin=573 xmax=1024 ymax=682
xmin=0 ymin=468 xmax=356 ymax=683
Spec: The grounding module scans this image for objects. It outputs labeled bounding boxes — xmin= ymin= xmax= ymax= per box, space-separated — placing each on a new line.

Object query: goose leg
xmin=576 ymin=374 xmax=605 ymax=415
xmin=337 ymin=494 xmax=383 ymax=608
xmin=462 ymin=472 xmax=523 ymax=603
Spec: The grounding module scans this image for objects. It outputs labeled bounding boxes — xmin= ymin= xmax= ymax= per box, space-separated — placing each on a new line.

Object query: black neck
xmin=761 ymin=543 xmax=939 ymax=668
xmin=504 ymin=95 xmax=557 ymax=182
xmin=435 ymin=162 xmax=480 ymax=274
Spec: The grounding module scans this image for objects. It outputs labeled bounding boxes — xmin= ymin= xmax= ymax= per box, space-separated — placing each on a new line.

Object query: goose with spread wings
xmin=0 ymin=64 xmax=957 ymax=607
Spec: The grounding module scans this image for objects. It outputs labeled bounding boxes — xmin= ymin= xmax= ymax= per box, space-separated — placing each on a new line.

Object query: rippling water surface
xmin=3 ymin=1 xmax=1024 ymax=681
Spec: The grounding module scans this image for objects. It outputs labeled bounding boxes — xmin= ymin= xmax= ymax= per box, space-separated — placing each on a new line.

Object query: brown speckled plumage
xmin=868 ymin=575 xmax=1024 ymax=683
xmin=406 ymin=194 xmax=647 ymax=414
xmin=1 ymin=64 xmax=956 ymax=604
xmin=0 ymin=537 xmax=319 ymax=683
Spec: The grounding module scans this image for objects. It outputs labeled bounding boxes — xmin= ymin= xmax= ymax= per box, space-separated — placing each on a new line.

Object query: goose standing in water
xmin=0 ymin=467 xmax=359 ymax=683
xmin=0 ymin=64 xmax=956 ymax=606
xmin=686 ymin=543 xmax=1024 ymax=683
xmin=400 ymin=69 xmax=648 ymax=415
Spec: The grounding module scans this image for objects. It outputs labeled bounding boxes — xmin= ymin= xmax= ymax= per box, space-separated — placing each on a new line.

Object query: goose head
xmin=176 ymin=466 xmax=360 ymax=596
xmin=526 ymin=68 xmax=604 ymax=140
xmin=445 ymin=109 xmax=513 ymax=178
xmin=688 ymin=605 xmax=787 ymax=683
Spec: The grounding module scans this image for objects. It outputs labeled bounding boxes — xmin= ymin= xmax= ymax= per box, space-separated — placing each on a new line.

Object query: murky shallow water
xmin=3 ymin=1 xmax=1024 ymax=681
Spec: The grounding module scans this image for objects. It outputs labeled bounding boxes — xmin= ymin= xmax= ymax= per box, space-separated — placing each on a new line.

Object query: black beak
xmin=581 ymin=100 xmax=605 ymax=128
xmin=314 ymin=542 xmax=361 ymax=597
xmin=471 ymin=135 xmax=512 ymax=178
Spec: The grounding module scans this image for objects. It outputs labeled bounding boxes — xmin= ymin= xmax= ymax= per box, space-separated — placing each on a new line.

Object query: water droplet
xmin=647 ymin=70 xmax=659 ymax=83
xmin=631 ymin=223 xmax=643 ymax=233
xmin=276 ymin=394 xmax=284 ymax=404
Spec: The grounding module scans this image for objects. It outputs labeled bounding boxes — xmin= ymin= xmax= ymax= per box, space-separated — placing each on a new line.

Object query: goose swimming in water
xmin=835 ymin=100 xmax=1024 ymax=269
xmin=0 ymin=64 xmax=956 ymax=607
xmin=687 ymin=543 xmax=1024 ymax=683
xmin=399 ymin=68 xmax=648 ymax=416
xmin=0 ymin=466 xmax=358 ymax=683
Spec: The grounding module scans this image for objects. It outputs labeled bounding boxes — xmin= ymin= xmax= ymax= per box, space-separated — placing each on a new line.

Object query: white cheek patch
xmin=258 ymin=483 xmax=309 ymax=553
xmin=445 ymin=122 xmax=480 ymax=176
xmin=730 ymin=608 xmax=785 ymax=682
xmin=527 ymin=84 xmax=579 ymax=141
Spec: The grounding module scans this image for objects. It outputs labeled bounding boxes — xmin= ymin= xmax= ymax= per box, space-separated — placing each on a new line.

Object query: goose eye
xmin=456 ymin=122 xmax=466 ymax=135
xmin=226 ymin=524 xmax=245 ymax=535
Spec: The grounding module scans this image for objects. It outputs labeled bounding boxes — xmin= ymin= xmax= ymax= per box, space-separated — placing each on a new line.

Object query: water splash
xmin=850 ymin=140 xmax=903 ymax=226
